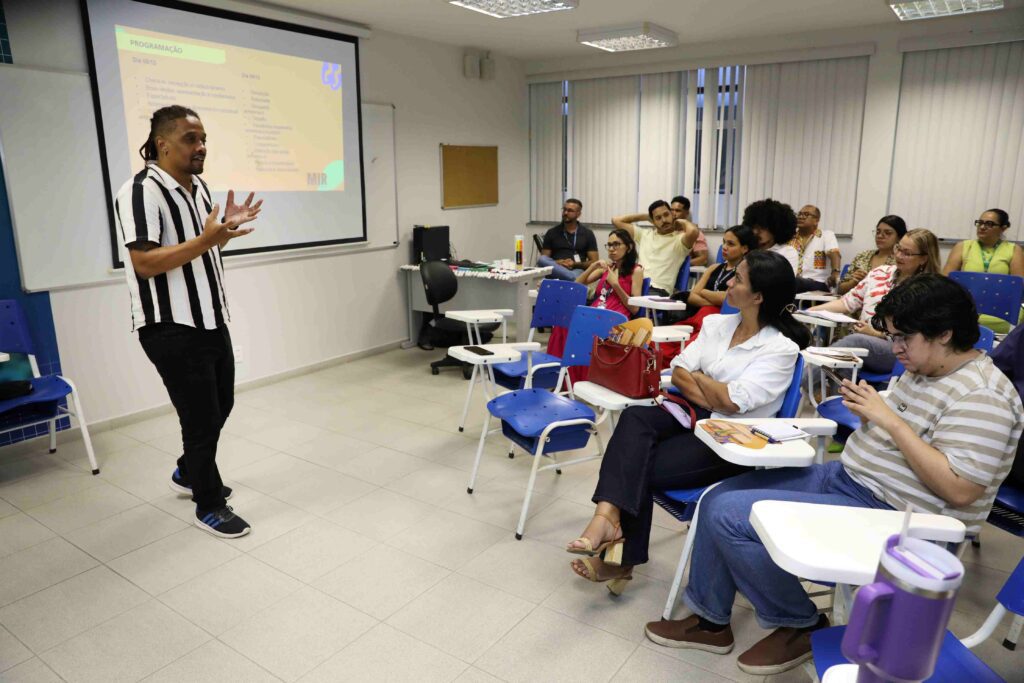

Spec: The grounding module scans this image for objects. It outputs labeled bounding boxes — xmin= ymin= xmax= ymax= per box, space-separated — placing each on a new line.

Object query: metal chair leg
xmin=64 ymin=379 xmax=99 ymax=475
xmin=467 ymin=414 xmax=490 ymax=494
xmin=661 ymin=482 xmax=722 ymax=620
xmin=458 ymin=365 xmax=478 ymax=432
xmin=516 ymin=443 xmax=546 ymax=540
xmin=48 ymin=419 xmax=57 ymax=454
xmin=1003 ymin=613 xmax=1023 ymax=650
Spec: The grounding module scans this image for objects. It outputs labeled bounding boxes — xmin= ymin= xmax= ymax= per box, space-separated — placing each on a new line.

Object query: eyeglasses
xmin=882 ymin=331 xmax=911 ymax=347
xmin=604 ymin=242 xmax=625 ymax=249
xmin=796 ymin=212 xmax=818 ymax=219
xmin=895 ymin=246 xmax=925 ymax=257
xmin=975 ymin=220 xmax=1004 ymax=229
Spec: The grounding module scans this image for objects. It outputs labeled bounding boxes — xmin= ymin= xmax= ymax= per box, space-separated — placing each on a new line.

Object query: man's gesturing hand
xmin=202 ymin=199 xmax=260 ymax=247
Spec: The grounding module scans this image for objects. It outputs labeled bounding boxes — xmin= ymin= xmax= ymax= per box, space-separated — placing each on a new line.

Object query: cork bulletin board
xmin=440 ymin=144 xmax=499 ymax=209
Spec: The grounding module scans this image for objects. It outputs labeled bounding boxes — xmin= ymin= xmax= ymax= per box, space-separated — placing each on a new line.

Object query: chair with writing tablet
xmin=0 ymin=300 xmax=99 ymax=474
xmin=466 ymin=305 xmax=626 ymax=539
xmin=949 ymin=271 xmax=1024 ymax=331
xmin=491 ymin=279 xmax=587 ymax=392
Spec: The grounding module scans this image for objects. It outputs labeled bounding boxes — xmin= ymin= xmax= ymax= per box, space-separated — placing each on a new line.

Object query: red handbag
xmin=587 ymin=338 xmax=661 ymax=399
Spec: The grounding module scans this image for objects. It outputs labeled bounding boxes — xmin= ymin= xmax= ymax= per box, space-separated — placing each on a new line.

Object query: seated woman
xmin=807 ymin=228 xmax=940 ymax=376
xmin=837 ymin=215 xmax=906 ymax=295
xmin=660 ymin=225 xmax=759 ymax=357
xmin=565 ymin=250 xmax=809 ymax=592
xmin=943 ymin=209 xmax=1024 ymax=333
xmin=547 ymin=228 xmax=644 ymax=384
xmin=645 ymin=275 xmax=1024 ymax=675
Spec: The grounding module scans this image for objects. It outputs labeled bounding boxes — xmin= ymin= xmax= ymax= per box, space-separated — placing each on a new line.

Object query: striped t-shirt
xmin=115 ymin=163 xmax=229 ymax=331
xmin=842 ymin=354 xmax=1024 ymax=533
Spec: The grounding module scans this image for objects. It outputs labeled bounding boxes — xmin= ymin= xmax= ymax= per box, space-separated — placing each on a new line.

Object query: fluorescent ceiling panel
xmin=577 ymin=22 xmax=678 ymax=52
xmin=887 ymin=0 xmax=1003 ymax=21
xmin=447 ymin=0 xmax=577 ymax=18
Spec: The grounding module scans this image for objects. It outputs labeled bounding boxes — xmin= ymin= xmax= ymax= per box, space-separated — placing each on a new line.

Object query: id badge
xmin=573 ymin=253 xmax=581 ymax=263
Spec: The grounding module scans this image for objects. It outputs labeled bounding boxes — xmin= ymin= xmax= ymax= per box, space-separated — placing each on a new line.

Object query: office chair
xmin=420 ymin=261 xmax=500 ymax=379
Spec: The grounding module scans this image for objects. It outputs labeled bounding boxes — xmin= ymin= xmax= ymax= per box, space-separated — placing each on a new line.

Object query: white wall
xmin=4 ymin=0 xmax=529 ymax=425
xmin=523 ymin=9 xmax=1024 ymax=260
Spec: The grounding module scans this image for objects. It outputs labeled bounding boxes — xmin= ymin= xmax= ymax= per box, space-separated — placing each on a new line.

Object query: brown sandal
xmin=566 ymin=510 xmax=625 ymax=566
xmin=571 ymin=557 xmax=633 ymax=596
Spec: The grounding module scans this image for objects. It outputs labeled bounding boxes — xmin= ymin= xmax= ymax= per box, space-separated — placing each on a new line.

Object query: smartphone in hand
xmin=821 ymin=365 xmax=845 ymax=387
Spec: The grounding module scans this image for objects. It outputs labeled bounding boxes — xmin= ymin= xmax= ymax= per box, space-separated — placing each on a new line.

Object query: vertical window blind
xmin=889 ymin=41 xmax=1024 ymax=241
xmin=737 ymin=56 xmax=869 ymax=235
xmin=529 ymin=81 xmax=565 ymax=222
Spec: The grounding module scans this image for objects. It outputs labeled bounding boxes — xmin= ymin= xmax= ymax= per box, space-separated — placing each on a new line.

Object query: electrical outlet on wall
xmin=233 ymin=346 xmax=248 ymax=379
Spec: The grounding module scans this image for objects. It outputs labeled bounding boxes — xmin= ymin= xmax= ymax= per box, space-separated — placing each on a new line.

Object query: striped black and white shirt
xmin=115 ymin=163 xmax=230 ymax=331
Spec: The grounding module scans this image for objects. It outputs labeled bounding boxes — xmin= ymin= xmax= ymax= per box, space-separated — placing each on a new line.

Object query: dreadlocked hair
xmin=138 ymin=105 xmax=199 ymax=162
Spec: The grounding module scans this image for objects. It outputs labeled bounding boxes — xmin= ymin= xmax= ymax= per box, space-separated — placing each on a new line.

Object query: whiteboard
xmin=0 ymin=65 xmax=398 ymax=292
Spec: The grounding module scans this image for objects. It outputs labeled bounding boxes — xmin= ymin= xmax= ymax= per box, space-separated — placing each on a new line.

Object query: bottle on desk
xmin=514 ymin=234 xmax=524 ymax=270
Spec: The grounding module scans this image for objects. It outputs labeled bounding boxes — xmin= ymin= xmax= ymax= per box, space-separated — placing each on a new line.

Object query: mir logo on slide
xmin=321 ymin=62 xmax=342 ymax=91
xmin=307 ymin=173 xmax=328 ymax=187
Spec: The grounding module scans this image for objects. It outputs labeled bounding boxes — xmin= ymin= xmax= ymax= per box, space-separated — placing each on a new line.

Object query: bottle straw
xmin=898 ymin=504 xmax=913 ymax=550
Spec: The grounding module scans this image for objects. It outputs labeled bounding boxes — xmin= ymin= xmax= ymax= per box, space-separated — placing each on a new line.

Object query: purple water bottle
xmin=840 ymin=534 xmax=964 ymax=682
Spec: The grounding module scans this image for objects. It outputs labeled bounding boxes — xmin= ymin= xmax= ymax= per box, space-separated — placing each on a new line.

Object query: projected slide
xmin=85 ymin=0 xmax=367 ymax=260
xmin=116 ymin=26 xmax=345 ymax=192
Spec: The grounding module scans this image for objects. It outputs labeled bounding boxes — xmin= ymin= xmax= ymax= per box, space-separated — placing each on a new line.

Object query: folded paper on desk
xmin=800 ymin=310 xmax=859 ymax=324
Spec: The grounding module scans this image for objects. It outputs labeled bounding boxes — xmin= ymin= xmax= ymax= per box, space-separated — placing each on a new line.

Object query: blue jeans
xmin=537 ymin=255 xmax=580 ymax=281
xmin=683 ymin=461 xmax=891 ymax=629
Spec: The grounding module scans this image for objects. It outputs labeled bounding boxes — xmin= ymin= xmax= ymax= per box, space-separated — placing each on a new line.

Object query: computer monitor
xmin=412 ymin=225 xmax=451 ymax=263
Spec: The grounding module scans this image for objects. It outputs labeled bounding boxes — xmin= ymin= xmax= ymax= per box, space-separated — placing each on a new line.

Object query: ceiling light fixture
xmin=447 ymin=0 xmax=578 ymax=19
xmin=577 ymin=23 xmax=678 ymax=52
xmin=887 ymin=0 xmax=1003 ymax=21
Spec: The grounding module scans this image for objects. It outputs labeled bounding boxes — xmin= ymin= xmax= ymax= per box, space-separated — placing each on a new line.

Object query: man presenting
xmin=116 ymin=105 xmax=261 ymax=538
xmin=538 ymin=199 xmax=599 ymax=281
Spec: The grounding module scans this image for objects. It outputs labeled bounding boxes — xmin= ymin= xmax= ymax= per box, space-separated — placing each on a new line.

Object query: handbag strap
xmin=656 ymin=390 xmax=697 ymax=424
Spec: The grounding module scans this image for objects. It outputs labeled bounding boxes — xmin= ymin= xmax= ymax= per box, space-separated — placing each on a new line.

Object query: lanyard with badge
xmin=977 ymin=240 xmax=1001 ymax=272
xmin=565 ymin=228 xmax=581 ymax=263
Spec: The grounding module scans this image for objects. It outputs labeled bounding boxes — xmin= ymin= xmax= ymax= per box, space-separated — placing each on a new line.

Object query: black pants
xmin=593 ymin=405 xmax=748 ymax=566
xmin=139 ymin=323 xmax=234 ymax=510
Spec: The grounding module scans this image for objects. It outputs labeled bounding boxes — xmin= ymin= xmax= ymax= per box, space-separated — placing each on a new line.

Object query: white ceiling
xmin=247 ymin=0 xmax=1023 ymax=60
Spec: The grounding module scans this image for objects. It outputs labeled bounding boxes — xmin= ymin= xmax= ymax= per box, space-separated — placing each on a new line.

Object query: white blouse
xmin=670 ymin=313 xmax=800 ymax=419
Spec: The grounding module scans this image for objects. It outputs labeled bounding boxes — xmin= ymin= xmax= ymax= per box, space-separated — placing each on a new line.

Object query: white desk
xmin=401 ymin=265 xmax=551 ymax=345
xmin=694 ymin=418 xmax=819 ymax=468
xmin=795 ymin=292 xmax=839 ymax=304
xmin=629 ymin=295 xmax=687 ymax=313
xmin=448 ymin=342 xmax=541 ymax=432
xmin=750 ymin=501 xmax=966 ymax=587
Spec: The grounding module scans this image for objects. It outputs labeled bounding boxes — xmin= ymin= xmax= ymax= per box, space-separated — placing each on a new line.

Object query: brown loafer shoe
xmin=736 ymin=614 xmax=830 ymax=675
xmin=644 ymin=615 xmax=734 ymax=654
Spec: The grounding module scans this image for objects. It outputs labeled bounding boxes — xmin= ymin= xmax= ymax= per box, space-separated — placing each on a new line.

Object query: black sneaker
xmin=195 ymin=506 xmax=251 ymax=538
xmin=169 ymin=468 xmax=233 ymax=500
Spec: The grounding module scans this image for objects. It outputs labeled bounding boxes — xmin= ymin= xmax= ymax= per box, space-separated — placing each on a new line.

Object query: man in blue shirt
xmin=538 ymin=198 xmax=599 ymax=281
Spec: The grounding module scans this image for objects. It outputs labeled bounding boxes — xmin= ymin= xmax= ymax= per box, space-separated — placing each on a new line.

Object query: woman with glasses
xmin=942 ymin=209 xmax=1023 ymax=333
xmin=807 ymin=228 xmax=940 ymax=376
xmin=573 ymin=228 xmax=645 ymax=317
xmin=837 ymin=215 xmax=906 ymax=295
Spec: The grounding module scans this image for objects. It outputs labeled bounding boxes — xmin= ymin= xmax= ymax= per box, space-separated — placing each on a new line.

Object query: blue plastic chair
xmin=492 ymin=280 xmax=587 ymax=391
xmin=810 ymin=627 xmax=1002 ymax=682
xmin=949 ymin=271 xmax=1024 ymax=328
xmin=0 ymin=300 xmax=98 ymax=474
xmin=467 ymin=305 xmax=627 ymax=539
xmin=716 ymin=244 xmax=724 ymax=264
xmin=633 ymin=277 xmax=653 ymax=320
xmin=817 ymin=326 xmax=995 ymax=444
xmin=674 ymin=256 xmax=692 ymax=294
xmin=840 ymin=263 xmax=850 ymax=281
xmin=720 ymin=297 xmax=739 ymax=315
xmin=657 ymin=355 xmax=826 ymax=619
xmin=810 ymin=554 xmax=1024 ymax=679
